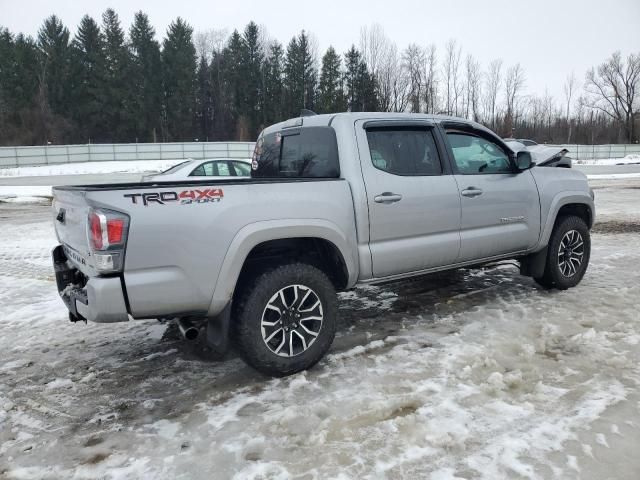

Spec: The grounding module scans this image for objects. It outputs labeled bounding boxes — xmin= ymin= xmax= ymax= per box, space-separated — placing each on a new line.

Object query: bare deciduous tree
xmin=376 ymin=42 xmax=410 ymax=112
xmin=402 ymin=43 xmax=425 ymax=113
xmin=442 ymin=39 xmax=462 ymax=115
xmin=542 ymin=89 xmax=555 ymax=139
xmin=484 ymin=59 xmax=502 ymax=129
xmin=359 ymin=24 xmax=388 ymax=79
xmin=195 ymin=28 xmax=228 ymax=61
xmin=503 ymin=63 xmax=525 ymax=135
xmin=584 ymin=51 xmax=640 ymax=142
xmin=464 ymin=54 xmax=481 ymax=121
xmin=563 ymin=71 xmax=576 ymax=142
xmin=424 ymin=44 xmax=438 ymax=114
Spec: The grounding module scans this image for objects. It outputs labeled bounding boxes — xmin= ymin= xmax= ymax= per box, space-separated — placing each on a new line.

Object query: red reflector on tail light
xmin=89 ymin=212 xmax=103 ymax=250
xmin=107 ymin=219 xmax=124 ymax=245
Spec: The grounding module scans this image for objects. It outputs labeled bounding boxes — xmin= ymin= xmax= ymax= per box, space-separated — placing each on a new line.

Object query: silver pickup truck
xmin=52 ymin=112 xmax=595 ymax=376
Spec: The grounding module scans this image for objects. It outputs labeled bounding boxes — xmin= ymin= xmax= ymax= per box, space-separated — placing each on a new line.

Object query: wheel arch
xmin=538 ymin=193 xmax=594 ymax=249
xmin=207 ymin=219 xmax=358 ymax=318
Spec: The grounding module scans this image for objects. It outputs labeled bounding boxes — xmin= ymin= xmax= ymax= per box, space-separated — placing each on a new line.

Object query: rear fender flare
xmin=206 ymin=219 xmax=358 ymax=317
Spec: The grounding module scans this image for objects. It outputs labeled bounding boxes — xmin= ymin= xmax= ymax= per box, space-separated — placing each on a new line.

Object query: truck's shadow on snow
xmin=159 ymin=264 xmax=528 ymax=366
xmin=137 ymin=263 xmax=536 ymax=379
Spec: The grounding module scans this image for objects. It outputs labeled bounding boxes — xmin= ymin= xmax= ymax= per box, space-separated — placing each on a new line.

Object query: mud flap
xmin=520 ymin=247 xmax=548 ymax=278
xmin=206 ymin=303 xmax=231 ymax=356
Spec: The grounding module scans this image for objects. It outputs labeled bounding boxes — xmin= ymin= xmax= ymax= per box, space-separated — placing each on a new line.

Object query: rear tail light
xmin=87 ymin=208 xmax=129 ymax=273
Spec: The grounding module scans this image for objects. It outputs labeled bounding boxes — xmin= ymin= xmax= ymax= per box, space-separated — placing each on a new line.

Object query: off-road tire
xmin=534 ymin=215 xmax=591 ymax=290
xmin=233 ymin=263 xmax=337 ymax=376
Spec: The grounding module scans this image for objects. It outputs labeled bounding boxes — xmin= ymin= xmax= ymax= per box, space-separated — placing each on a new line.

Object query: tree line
xmin=0 ymin=12 xmax=638 ymax=146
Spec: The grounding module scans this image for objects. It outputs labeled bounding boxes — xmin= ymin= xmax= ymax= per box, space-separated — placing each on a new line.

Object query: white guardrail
xmin=551 ymin=144 xmax=640 ymax=161
xmin=0 ymin=142 xmax=256 ymax=168
xmin=0 ymin=141 xmax=638 ymax=168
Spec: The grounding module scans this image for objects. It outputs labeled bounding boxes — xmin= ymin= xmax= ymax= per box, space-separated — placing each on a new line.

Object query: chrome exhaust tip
xmin=177 ymin=318 xmax=199 ymax=341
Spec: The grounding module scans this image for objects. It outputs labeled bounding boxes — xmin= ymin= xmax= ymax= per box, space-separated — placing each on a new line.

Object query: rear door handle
xmin=374 ymin=192 xmax=403 ymax=204
xmin=461 ymin=187 xmax=483 ymax=198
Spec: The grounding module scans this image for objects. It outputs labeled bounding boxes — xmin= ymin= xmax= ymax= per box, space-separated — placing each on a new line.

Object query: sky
xmin=1 ymin=0 xmax=639 ymax=101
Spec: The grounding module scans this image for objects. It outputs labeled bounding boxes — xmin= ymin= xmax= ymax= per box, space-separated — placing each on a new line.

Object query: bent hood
xmin=505 ymin=141 xmax=571 ymax=167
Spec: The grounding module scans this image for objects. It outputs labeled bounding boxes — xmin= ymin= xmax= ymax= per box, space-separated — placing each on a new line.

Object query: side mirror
xmin=516 ymin=151 xmax=535 ymax=171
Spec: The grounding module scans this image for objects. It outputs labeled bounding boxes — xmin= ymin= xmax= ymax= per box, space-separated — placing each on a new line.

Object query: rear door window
xmin=365 ymin=127 xmax=442 ymax=176
xmin=231 ymin=161 xmax=251 ymax=176
xmin=252 ymin=127 xmax=339 ymax=178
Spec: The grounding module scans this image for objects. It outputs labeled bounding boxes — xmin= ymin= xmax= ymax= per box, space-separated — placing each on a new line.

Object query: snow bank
xmin=0 ymin=185 xmax=53 ymax=201
xmin=575 ymin=154 xmax=640 ymax=166
xmin=0 ymin=159 xmax=185 ymax=177
xmin=586 ymin=173 xmax=640 ymax=180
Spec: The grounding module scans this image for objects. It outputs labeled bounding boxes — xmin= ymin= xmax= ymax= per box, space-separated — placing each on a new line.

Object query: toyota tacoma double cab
xmin=52 ymin=113 xmax=595 ymax=376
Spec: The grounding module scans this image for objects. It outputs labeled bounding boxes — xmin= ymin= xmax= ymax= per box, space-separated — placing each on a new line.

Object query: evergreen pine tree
xmin=36 ymin=15 xmax=73 ymax=142
xmin=263 ymin=42 xmax=284 ymax=125
xmin=101 ymin=8 xmax=134 ymax=141
xmin=0 ymin=30 xmax=40 ymax=144
xmin=344 ymin=45 xmax=378 ymax=112
xmin=37 ymin=15 xmax=72 ymax=117
xmin=318 ymin=46 xmax=345 ymax=113
xmin=71 ymin=15 xmax=105 ymax=142
xmin=221 ymin=30 xmax=245 ymax=139
xmin=129 ymin=11 xmax=162 ymax=142
xmin=242 ymin=21 xmax=264 ymax=138
xmin=284 ymin=31 xmax=317 ymax=117
xmin=161 ymin=18 xmax=197 ymax=141
xmin=210 ymin=47 xmax=233 ymax=141
xmin=194 ymin=55 xmax=213 ymax=140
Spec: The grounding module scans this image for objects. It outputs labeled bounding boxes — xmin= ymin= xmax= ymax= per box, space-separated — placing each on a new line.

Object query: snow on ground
xmin=0 ymin=186 xmax=54 ymax=201
xmin=574 ymin=154 xmax=640 ymax=166
xmin=585 ymin=172 xmax=640 ymax=180
xmin=1 ymin=182 xmax=640 ymax=479
xmin=0 ymin=160 xmax=186 ymax=178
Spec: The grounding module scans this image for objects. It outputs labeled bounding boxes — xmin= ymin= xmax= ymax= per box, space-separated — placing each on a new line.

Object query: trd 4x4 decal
xmin=124 ymin=189 xmax=224 ymax=206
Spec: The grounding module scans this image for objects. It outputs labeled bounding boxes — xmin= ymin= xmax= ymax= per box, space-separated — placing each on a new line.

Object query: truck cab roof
xmin=262 ymin=112 xmax=501 ymax=144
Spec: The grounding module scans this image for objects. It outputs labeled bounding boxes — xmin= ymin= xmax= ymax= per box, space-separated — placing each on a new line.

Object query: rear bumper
xmin=53 ymin=245 xmax=129 ymax=323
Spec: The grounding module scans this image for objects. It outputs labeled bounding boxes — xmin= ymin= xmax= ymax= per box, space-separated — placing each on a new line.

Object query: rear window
xmin=252 ymin=127 xmax=339 ymax=178
xmin=160 ymin=161 xmax=190 ymax=175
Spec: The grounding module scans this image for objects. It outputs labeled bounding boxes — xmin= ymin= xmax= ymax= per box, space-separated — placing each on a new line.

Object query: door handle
xmin=461 ymin=187 xmax=483 ymax=198
xmin=374 ymin=192 xmax=403 ymax=204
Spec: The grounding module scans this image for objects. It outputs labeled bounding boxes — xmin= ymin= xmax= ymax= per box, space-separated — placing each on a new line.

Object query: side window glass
xmin=365 ymin=127 xmax=442 ymax=176
xmin=252 ymin=127 xmax=339 ymax=178
xmin=191 ymin=162 xmax=217 ymax=176
xmin=204 ymin=162 xmax=217 ymax=176
xmin=232 ymin=162 xmax=251 ymax=176
xmin=216 ymin=162 xmax=230 ymax=176
xmin=447 ymin=132 xmax=512 ymax=174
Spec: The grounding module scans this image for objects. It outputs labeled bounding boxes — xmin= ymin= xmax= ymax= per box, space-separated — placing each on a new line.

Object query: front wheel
xmin=233 ymin=263 xmax=337 ymax=376
xmin=534 ymin=215 xmax=591 ymax=290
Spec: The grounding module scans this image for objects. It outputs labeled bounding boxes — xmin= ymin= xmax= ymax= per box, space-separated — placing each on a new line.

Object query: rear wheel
xmin=534 ymin=215 xmax=590 ymax=290
xmin=233 ymin=263 xmax=337 ymax=376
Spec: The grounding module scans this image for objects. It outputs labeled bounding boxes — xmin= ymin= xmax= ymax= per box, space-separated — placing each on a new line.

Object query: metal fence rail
xmin=0 ymin=142 xmax=256 ymax=168
xmin=550 ymin=144 xmax=640 ymax=161
xmin=0 ymin=141 xmax=638 ymax=168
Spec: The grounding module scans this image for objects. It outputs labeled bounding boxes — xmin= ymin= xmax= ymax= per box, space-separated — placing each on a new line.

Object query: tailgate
xmin=52 ymin=188 xmax=96 ymax=275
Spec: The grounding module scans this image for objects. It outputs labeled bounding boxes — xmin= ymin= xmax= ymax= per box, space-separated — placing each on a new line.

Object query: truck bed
xmin=52 ymin=177 xmax=358 ymax=321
